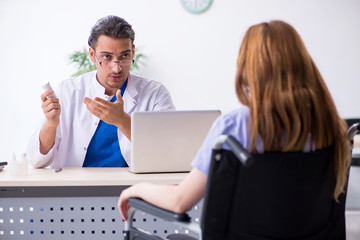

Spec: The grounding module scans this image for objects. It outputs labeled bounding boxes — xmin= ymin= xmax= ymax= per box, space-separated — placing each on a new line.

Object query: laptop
xmin=130 ymin=110 xmax=221 ymax=173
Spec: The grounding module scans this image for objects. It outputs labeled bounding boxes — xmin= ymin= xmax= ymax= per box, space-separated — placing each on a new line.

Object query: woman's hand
xmin=118 ymin=185 xmax=136 ymax=221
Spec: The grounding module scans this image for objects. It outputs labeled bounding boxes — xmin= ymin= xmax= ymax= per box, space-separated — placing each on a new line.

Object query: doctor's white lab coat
xmin=27 ymin=71 xmax=175 ymax=168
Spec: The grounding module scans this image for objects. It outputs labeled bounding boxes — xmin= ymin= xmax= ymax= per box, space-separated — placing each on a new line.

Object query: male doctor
xmin=27 ymin=15 xmax=175 ymax=168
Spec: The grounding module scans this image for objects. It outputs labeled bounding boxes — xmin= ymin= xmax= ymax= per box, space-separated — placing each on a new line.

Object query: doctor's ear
xmin=89 ymin=48 xmax=96 ymax=63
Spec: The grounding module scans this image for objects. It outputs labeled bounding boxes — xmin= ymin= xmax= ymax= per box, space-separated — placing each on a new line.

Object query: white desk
xmin=0 ymin=167 xmax=187 ymax=187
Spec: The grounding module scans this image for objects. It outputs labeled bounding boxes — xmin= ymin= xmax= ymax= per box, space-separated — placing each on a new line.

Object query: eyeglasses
xmin=93 ymin=51 xmax=134 ymax=67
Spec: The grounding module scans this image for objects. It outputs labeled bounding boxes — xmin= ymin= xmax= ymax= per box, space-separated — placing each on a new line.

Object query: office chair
xmin=348 ymin=121 xmax=360 ymax=166
xmin=123 ymin=135 xmax=349 ymax=240
xmin=345 ymin=118 xmax=360 ymax=129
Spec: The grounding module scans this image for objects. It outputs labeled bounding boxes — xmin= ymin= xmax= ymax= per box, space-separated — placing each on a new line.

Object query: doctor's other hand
xmin=83 ymin=89 xmax=128 ymax=127
xmin=41 ymin=89 xmax=61 ymax=127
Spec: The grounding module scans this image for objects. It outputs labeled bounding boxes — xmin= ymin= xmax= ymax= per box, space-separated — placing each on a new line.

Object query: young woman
xmin=118 ymin=20 xmax=351 ymax=220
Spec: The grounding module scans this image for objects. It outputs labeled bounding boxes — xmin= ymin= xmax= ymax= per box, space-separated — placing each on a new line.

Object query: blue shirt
xmin=191 ymin=105 xmax=314 ymax=175
xmin=191 ymin=106 xmax=253 ymax=175
xmin=83 ymin=80 xmax=128 ymax=167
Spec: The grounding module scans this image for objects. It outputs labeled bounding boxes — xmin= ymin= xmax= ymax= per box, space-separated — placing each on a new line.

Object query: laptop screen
xmin=130 ymin=110 xmax=221 ymax=173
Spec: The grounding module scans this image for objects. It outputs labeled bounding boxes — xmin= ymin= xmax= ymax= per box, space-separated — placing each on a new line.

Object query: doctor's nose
xmin=110 ymin=61 xmax=122 ymax=72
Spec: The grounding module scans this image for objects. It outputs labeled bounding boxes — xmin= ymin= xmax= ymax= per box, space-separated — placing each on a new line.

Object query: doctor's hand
xmin=39 ymin=89 xmax=61 ymax=155
xmin=41 ymin=89 xmax=61 ymax=127
xmin=83 ymin=89 xmax=131 ymax=140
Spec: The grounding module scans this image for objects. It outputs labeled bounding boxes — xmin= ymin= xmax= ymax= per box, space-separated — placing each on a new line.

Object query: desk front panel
xmin=0 ymin=168 xmax=200 ymax=239
xmin=0 ymin=192 xmax=202 ymax=239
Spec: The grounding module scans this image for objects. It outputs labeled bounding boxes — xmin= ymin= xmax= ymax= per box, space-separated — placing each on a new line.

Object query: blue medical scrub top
xmin=83 ymin=80 xmax=128 ymax=167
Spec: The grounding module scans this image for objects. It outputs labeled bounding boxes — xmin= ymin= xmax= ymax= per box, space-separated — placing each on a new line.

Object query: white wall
xmin=0 ymin=0 xmax=359 ymax=160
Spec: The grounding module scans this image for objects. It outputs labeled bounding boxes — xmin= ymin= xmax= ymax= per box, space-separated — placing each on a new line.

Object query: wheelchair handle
xmin=213 ymin=135 xmax=254 ymax=166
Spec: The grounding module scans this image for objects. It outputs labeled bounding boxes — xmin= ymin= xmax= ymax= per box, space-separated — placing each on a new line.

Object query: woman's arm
xmin=118 ymin=168 xmax=207 ymax=220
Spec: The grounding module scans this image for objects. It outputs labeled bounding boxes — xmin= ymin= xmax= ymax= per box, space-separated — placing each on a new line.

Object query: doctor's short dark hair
xmin=88 ymin=15 xmax=135 ymax=49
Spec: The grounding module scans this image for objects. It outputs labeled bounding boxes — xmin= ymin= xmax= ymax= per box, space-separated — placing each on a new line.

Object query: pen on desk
xmin=0 ymin=162 xmax=8 ymax=166
xmin=55 ymin=167 xmax=62 ymax=173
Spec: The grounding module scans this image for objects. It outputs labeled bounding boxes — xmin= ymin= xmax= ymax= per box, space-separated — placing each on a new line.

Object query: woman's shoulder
xmin=207 ymin=105 xmax=250 ymax=139
xmin=218 ymin=105 xmax=250 ymax=125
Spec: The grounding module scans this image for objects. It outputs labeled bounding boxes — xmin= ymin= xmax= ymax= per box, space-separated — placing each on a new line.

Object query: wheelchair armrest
xmin=129 ymin=197 xmax=191 ymax=223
